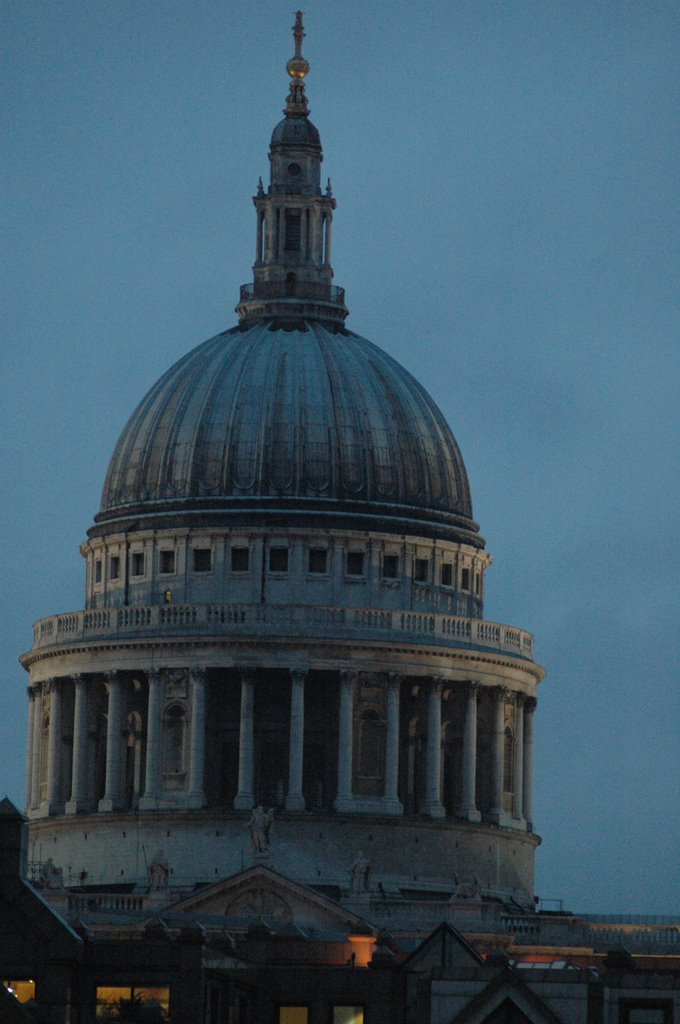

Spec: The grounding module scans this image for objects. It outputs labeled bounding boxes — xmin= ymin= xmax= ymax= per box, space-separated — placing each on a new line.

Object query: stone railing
xmin=30 ymin=603 xmax=535 ymax=660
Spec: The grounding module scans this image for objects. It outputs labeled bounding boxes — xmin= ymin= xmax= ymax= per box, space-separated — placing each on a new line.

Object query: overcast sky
xmin=2 ymin=0 xmax=678 ymax=916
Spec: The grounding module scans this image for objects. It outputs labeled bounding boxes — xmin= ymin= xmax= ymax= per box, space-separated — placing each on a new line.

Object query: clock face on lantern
xmin=287 ymin=162 xmax=302 ymax=176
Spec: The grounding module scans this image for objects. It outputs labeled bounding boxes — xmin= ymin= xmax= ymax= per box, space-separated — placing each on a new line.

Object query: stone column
xmin=140 ymin=668 xmax=163 ymax=810
xmin=383 ymin=674 xmax=403 ymax=815
xmin=66 ymin=675 xmax=88 ymax=814
xmin=523 ymin=698 xmax=536 ymax=831
xmin=324 ymin=212 xmax=334 ymax=267
xmin=424 ymin=678 xmax=445 ymax=818
xmin=25 ymin=687 xmax=36 ymax=812
xmin=512 ymin=693 xmax=525 ymax=823
xmin=256 ymin=211 xmax=264 ymax=264
xmin=29 ymin=684 xmax=43 ymax=811
xmin=44 ymin=679 xmax=63 ymax=815
xmin=286 ymin=669 xmax=306 ymax=812
xmin=187 ymin=667 xmax=207 ymax=808
xmin=334 ymin=670 xmax=355 ymax=812
xmin=98 ymin=672 xmax=124 ymax=813
xmin=489 ymin=687 xmax=506 ymax=824
xmin=457 ymin=680 xmax=481 ymax=822
xmin=234 ymin=670 xmax=255 ymax=810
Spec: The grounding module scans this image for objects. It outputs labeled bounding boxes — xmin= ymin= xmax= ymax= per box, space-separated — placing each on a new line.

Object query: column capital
xmin=387 ymin=672 xmax=404 ymax=690
xmin=238 ymin=667 xmax=257 ymax=685
xmin=290 ymin=667 xmax=307 ymax=686
xmin=189 ymin=666 xmax=206 ymax=684
xmin=514 ymin=691 xmax=526 ymax=709
xmin=72 ymin=672 xmax=86 ymax=687
xmin=493 ymin=684 xmax=510 ymax=703
xmin=104 ymin=670 xmax=122 ymax=693
xmin=43 ymin=677 xmax=57 ymax=695
xmin=339 ymin=669 xmax=357 ymax=686
xmin=428 ymin=676 xmax=445 ymax=696
xmin=525 ymin=696 xmax=537 ymax=713
xmin=147 ymin=667 xmax=163 ymax=685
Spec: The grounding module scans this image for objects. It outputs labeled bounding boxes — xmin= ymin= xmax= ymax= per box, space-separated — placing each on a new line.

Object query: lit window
xmin=308 ymin=548 xmax=327 ymax=574
xmin=279 ymin=1009 xmax=308 ymax=1024
xmin=414 ymin=558 xmax=429 ymax=583
xmin=109 ymin=555 xmax=120 ymax=580
xmin=441 ymin=562 xmax=453 ymax=587
xmin=131 ymin=552 xmax=145 ymax=577
xmin=382 ymin=554 xmax=398 ymax=579
xmin=269 ymin=547 xmax=289 ymax=573
xmin=231 ymin=546 xmax=249 ymax=572
xmin=159 ymin=550 xmax=175 ymax=575
xmin=346 ymin=551 xmax=364 ymax=576
xmin=461 ymin=567 xmax=471 ymax=590
xmin=333 ymin=1008 xmax=364 ymax=1024
xmin=95 ymin=986 xmax=169 ymax=1021
xmin=193 ymin=548 xmax=211 ymax=573
xmin=3 ymin=980 xmax=36 ymax=1005
xmin=94 ymin=559 xmax=102 ymax=584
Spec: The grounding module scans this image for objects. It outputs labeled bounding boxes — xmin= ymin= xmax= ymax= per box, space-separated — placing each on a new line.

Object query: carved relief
xmin=225 ymin=888 xmax=292 ymax=923
xmin=164 ymin=668 xmax=188 ymax=698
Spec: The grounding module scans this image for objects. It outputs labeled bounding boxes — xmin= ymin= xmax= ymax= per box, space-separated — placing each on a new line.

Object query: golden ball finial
xmin=286 ymin=55 xmax=310 ymax=80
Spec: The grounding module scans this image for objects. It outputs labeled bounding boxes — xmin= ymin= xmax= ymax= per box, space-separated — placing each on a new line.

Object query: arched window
xmin=162 ymin=704 xmax=187 ymax=775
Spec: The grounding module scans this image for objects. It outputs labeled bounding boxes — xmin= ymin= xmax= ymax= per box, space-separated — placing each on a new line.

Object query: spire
xmin=285 ymin=11 xmax=310 ymax=117
xmin=236 ymin=14 xmax=348 ymax=327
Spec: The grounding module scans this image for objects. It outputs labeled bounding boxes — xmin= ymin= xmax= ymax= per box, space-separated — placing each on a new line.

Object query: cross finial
xmin=293 ymin=11 xmax=305 ymax=58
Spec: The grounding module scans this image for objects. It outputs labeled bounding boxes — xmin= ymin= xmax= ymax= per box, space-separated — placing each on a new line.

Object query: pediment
xmin=164 ymin=866 xmax=373 ymax=934
xmin=449 ymin=972 xmax=566 ymax=1024
xmin=404 ymin=922 xmax=484 ymax=972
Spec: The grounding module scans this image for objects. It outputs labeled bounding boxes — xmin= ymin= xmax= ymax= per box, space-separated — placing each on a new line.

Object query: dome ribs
xmin=96 ymin=320 xmax=480 ymax=544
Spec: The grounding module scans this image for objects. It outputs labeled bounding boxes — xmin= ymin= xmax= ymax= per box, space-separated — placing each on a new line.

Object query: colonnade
xmin=25 ymin=670 xmax=536 ymax=829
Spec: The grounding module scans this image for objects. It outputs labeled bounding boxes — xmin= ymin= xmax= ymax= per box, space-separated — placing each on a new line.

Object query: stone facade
xmin=20 ymin=11 xmax=544 ymax=926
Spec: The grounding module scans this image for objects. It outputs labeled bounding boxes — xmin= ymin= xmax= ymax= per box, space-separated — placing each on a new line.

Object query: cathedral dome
xmin=97 ymin=319 xmax=480 ymax=544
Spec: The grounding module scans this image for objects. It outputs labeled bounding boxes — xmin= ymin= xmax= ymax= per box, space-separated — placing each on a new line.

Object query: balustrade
xmin=29 ymin=603 xmax=535 ymax=660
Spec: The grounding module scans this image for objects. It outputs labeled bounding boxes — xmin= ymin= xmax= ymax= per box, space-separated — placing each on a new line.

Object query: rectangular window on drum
xmin=269 ymin=547 xmax=289 ymax=573
xmin=131 ymin=552 xmax=145 ymax=577
xmin=346 ymin=551 xmax=364 ymax=576
xmin=441 ymin=562 xmax=453 ymax=587
xmin=414 ymin=558 xmax=429 ymax=583
xmin=231 ymin=547 xmax=250 ymax=572
xmin=159 ymin=550 xmax=175 ymax=575
xmin=382 ymin=554 xmax=399 ymax=579
xmin=193 ymin=548 xmax=212 ymax=573
xmin=308 ymin=548 xmax=328 ymax=574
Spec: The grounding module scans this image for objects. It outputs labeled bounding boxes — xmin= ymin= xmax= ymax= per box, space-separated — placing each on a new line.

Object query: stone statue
xmin=453 ymin=871 xmax=481 ymax=899
xmin=36 ymin=856 xmax=64 ymax=890
xmin=350 ymin=850 xmax=371 ymax=895
xmin=148 ymin=849 xmax=170 ymax=889
xmin=247 ymin=805 xmax=274 ymax=855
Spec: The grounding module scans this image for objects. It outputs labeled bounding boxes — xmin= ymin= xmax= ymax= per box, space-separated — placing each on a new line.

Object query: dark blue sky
xmin=2 ymin=1 xmax=678 ymax=915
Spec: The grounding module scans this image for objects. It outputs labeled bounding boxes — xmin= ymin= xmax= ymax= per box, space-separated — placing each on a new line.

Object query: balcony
xmin=27 ymin=603 xmax=535 ymax=661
